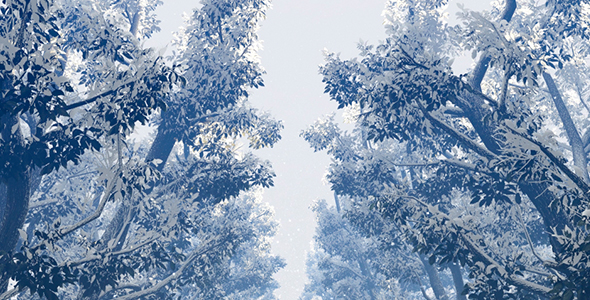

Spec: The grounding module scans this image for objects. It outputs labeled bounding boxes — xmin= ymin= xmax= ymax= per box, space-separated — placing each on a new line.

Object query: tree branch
xmin=57 ymin=167 xmax=122 ymax=238
xmin=423 ymin=110 xmax=496 ymax=159
xmin=0 ymin=286 xmax=19 ymax=300
xmin=67 ymin=234 xmax=160 ymax=267
xmin=114 ymin=237 xmax=226 ymax=300
xmin=442 ymin=107 xmax=465 ymax=117
xmin=402 ymin=195 xmax=552 ymax=296
xmin=542 ymin=72 xmax=589 ymax=183
xmin=64 ymin=80 xmax=137 ymax=111
xmin=515 ymin=204 xmax=561 ymax=272
xmin=506 ymin=126 xmax=590 ymax=194
xmin=469 ymin=0 xmax=517 ymax=90
xmin=28 ymin=199 xmax=58 ymax=209
xmin=499 ymin=71 xmax=511 ymax=113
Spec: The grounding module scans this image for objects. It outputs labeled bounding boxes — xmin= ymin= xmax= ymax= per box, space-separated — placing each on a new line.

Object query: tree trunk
xmin=451 ymin=0 xmax=573 ymax=257
xmin=0 ymin=114 xmax=31 ymax=292
xmin=419 ymin=254 xmax=448 ymax=300
xmin=0 ymin=183 xmax=5 ymax=234
xmin=448 ymin=263 xmax=466 ymax=300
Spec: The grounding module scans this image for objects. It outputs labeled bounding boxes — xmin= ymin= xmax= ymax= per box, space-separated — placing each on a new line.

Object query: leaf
xmin=41 ymin=165 xmax=53 ymax=176
xmin=428 ymin=255 xmax=436 ymax=265
xmin=18 ymin=228 xmax=28 ymax=241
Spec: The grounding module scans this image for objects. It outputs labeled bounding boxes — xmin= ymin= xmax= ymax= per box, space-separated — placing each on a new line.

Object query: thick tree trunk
xmin=419 ymin=254 xmax=448 ymax=300
xmin=0 ymin=171 xmax=31 ymax=253
xmin=0 ymin=183 xmax=5 ymax=233
xmin=0 ymin=114 xmax=31 ymax=293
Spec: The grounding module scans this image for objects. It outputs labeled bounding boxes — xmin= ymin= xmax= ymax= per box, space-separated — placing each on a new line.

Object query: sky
xmin=146 ymin=0 xmax=490 ymax=298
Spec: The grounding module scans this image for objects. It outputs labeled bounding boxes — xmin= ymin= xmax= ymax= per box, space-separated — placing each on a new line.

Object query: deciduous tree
xmin=308 ymin=0 xmax=590 ymax=298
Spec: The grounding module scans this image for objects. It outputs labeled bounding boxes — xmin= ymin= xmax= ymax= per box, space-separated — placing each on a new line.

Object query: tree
xmin=309 ymin=0 xmax=590 ymax=298
xmin=301 ymin=197 xmax=417 ymax=300
xmin=0 ymin=0 xmax=176 ymax=258
xmin=302 ymin=116 xmax=466 ymax=300
xmin=0 ymin=0 xmax=284 ymax=298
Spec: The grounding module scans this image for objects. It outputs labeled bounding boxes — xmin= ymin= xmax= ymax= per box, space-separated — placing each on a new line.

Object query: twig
xmin=114 ymin=237 xmax=226 ymax=300
xmin=57 ymin=167 xmax=123 ymax=237
xmin=67 ymin=234 xmax=160 ymax=267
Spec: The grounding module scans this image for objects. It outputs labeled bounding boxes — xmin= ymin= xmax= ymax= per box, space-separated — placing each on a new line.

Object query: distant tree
xmin=301 ymin=198 xmax=408 ymax=300
xmin=0 ymin=0 xmax=284 ymax=299
xmin=307 ymin=0 xmax=590 ymax=298
xmin=302 ymin=116 xmax=466 ymax=300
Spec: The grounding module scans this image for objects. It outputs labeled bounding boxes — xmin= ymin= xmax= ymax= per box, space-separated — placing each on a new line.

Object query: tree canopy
xmin=304 ymin=0 xmax=590 ymax=299
xmin=3 ymin=0 xmax=590 ymax=299
xmin=0 ymin=0 xmax=284 ymax=299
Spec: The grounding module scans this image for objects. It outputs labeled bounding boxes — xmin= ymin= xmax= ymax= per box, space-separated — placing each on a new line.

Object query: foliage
xmin=305 ymin=0 xmax=590 ymax=298
xmin=301 ymin=199 xmax=421 ymax=300
xmin=0 ymin=0 xmax=284 ymax=299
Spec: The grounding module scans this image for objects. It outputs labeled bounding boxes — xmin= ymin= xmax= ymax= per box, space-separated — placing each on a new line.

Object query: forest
xmin=0 ymin=0 xmax=589 ymax=299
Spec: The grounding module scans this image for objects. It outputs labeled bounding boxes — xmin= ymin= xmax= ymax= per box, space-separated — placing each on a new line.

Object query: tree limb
xmin=542 ymin=72 xmax=589 ymax=183
xmin=114 ymin=237 xmax=226 ymax=300
xmin=67 ymin=234 xmax=160 ymax=268
xmin=506 ymin=126 xmax=590 ymax=194
xmin=57 ymin=167 xmax=122 ymax=238
xmin=423 ymin=110 xmax=496 ymax=159
xmin=0 ymin=286 xmax=19 ymax=300
xmin=64 ymin=80 xmax=137 ymax=111
xmin=469 ymin=0 xmax=517 ymax=89
xmin=402 ymin=195 xmax=552 ymax=296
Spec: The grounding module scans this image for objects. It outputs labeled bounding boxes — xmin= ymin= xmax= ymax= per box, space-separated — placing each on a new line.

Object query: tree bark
xmin=448 ymin=263 xmax=466 ymax=300
xmin=419 ymin=254 xmax=449 ymax=300
xmin=0 ymin=114 xmax=31 ymax=292
xmin=0 ymin=183 xmax=5 ymax=234
xmin=450 ymin=0 xmax=572 ymax=256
